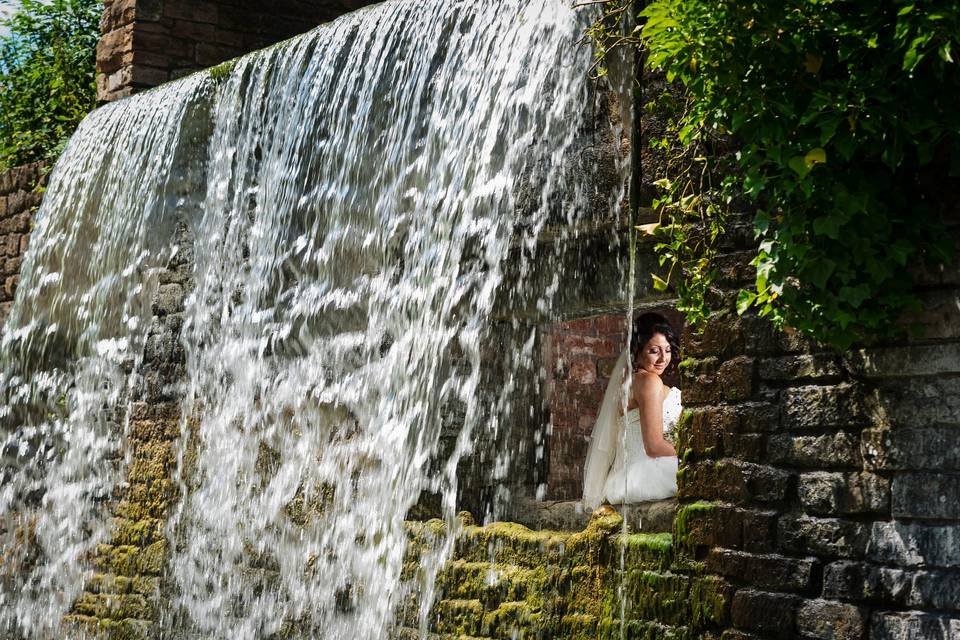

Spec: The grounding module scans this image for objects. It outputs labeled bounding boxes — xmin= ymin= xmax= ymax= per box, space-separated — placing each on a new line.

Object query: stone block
xmin=892 ymin=473 xmax=960 ymax=520
xmin=100 ymin=0 xmax=135 ymax=31
xmin=767 ymin=432 xmax=862 ymax=469
xmin=778 ymin=515 xmax=869 ymax=559
xmin=862 ymin=426 xmax=960 ymax=471
xmin=684 ymin=356 xmax=754 ymax=404
xmin=196 ymin=41 xmax=238 ymax=67
xmin=705 ymin=548 xmax=815 ymax=593
xmin=162 ymin=0 xmax=218 ymax=24
xmin=908 ymin=570 xmax=960 ymax=610
xmin=96 ymin=24 xmax=135 ymax=75
xmin=868 ymin=521 xmax=960 ymax=568
xmin=4 ymin=275 xmax=19 ymax=298
xmin=847 ymin=343 xmax=960 ymax=378
xmin=0 ymin=211 xmax=32 ymax=234
xmin=130 ymin=65 xmax=172 ymax=88
xmin=4 ymin=256 xmax=22 ymax=276
xmin=822 ymin=561 xmax=912 ymax=606
xmin=152 ymin=283 xmax=184 ymax=316
xmin=870 ymin=612 xmax=960 ymax=640
xmin=758 ymin=354 xmax=842 ymax=382
xmin=798 ymin=471 xmax=890 ymax=516
xmin=721 ymin=433 xmax=764 ymax=462
xmin=212 ymin=27 xmax=246 ymax=48
xmin=683 ymin=314 xmax=745 ymax=359
xmin=680 ymin=460 xmax=790 ymax=505
xmin=730 ymin=588 xmax=798 ymax=635
xmin=782 ymin=383 xmax=865 ymax=430
xmin=796 ymin=598 xmax=867 ymax=640
xmin=869 ymin=377 xmax=960 ymax=428
xmin=910 ymin=289 xmax=960 ymax=340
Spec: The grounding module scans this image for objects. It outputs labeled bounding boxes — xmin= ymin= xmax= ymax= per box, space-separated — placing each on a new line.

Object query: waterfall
xmin=0 ymin=1 xmax=625 ymax=637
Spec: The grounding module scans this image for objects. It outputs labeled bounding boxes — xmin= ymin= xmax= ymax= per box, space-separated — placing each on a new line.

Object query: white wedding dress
xmin=581 ymin=350 xmax=681 ymax=507
xmin=601 ymin=386 xmax=680 ymax=504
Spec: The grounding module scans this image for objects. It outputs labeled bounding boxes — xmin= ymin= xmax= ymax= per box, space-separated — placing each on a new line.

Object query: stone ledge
xmin=509 ymin=497 xmax=676 ymax=533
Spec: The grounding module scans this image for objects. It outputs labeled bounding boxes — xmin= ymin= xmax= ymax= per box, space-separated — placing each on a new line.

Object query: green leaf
xmin=736 ymin=290 xmax=757 ymax=315
xmin=788 ymin=156 xmax=811 ymax=178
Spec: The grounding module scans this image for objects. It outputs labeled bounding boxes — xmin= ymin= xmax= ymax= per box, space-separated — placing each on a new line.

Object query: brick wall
xmin=0 ymin=163 xmax=45 ymax=328
xmin=97 ymin=0 xmax=380 ymax=101
xmin=675 ymin=211 xmax=960 ymax=639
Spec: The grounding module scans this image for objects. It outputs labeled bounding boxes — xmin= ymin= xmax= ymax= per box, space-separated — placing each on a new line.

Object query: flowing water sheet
xmin=0 ymin=1 xmax=622 ymax=637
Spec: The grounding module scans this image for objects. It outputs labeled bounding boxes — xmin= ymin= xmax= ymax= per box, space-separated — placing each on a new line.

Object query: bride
xmin=581 ymin=312 xmax=681 ymax=507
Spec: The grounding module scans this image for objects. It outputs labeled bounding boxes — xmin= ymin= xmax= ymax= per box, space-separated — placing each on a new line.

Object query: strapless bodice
xmin=615 ymin=387 xmax=681 ymax=465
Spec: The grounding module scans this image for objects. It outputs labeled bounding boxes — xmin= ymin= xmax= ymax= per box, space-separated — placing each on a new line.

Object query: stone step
xmin=407 ymin=515 xmax=673 ymax=571
xmin=507 ymin=497 xmax=677 ymax=533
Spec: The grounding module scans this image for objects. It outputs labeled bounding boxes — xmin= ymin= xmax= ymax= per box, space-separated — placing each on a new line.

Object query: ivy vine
xmin=589 ymin=0 xmax=960 ymax=348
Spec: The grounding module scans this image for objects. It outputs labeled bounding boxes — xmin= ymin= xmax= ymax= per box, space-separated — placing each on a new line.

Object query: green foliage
xmin=592 ymin=0 xmax=960 ymax=348
xmin=0 ymin=0 xmax=101 ymax=170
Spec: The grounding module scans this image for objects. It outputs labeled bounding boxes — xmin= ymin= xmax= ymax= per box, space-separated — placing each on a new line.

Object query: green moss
xmin=689 ymin=575 xmax=731 ymax=628
xmin=208 ymin=58 xmax=238 ymax=82
xmin=673 ymin=500 xmax=716 ymax=555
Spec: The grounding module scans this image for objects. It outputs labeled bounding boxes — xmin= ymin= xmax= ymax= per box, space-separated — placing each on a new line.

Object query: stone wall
xmin=674 ymin=209 xmax=960 ymax=639
xmin=97 ymin=0 xmax=380 ymax=101
xmin=0 ymin=163 xmax=44 ymax=329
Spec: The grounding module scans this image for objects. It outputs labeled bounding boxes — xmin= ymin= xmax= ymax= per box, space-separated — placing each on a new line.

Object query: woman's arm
xmin=634 ymin=373 xmax=677 ymax=458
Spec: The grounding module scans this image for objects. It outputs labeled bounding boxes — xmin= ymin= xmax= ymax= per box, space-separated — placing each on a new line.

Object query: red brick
xmin=559 ymin=317 xmax=598 ymax=335
xmin=567 ymin=357 xmax=596 ymax=385
xmin=593 ymin=313 xmax=628 ymax=335
xmin=562 ymin=334 xmax=619 ymax=358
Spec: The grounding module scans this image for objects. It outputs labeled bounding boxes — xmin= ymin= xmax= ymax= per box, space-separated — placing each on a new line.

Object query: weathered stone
xmin=870 ymin=611 xmax=960 ymax=640
xmin=778 ymin=515 xmax=869 ymax=559
xmin=680 ymin=460 xmax=790 ymax=505
xmin=862 ymin=426 xmax=960 ymax=471
xmin=684 ymin=356 xmax=754 ymax=403
xmin=847 ymin=343 xmax=960 ymax=378
xmin=798 ymin=471 xmax=890 ymax=516
xmin=781 ymin=383 xmax=865 ymax=430
xmin=705 ymin=549 xmax=815 ymax=592
xmin=868 ymin=521 xmax=960 ymax=568
xmin=96 ymin=24 xmax=135 ymax=74
xmin=758 ymin=354 xmax=842 ymax=382
xmin=684 ymin=314 xmax=745 ymax=359
xmin=869 ymin=377 xmax=960 ymax=428
xmin=152 ymin=283 xmax=184 ymax=316
xmin=795 ymin=599 xmax=867 ymax=640
xmin=909 ymin=570 xmax=960 ymax=610
xmin=730 ymin=588 xmax=798 ymax=635
xmin=767 ymin=432 xmax=862 ymax=469
xmin=892 ymin=473 xmax=960 ymax=519
xmin=822 ymin=561 xmax=912 ymax=606
xmin=910 ymin=289 xmax=960 ymax=340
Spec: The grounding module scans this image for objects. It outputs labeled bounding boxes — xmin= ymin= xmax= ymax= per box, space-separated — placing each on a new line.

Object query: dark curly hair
xmin=630 ymin=312 xmax=680 ymax=372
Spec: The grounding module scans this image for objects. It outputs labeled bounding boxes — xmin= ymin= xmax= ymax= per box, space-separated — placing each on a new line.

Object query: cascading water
xmin=0 ymin=1 xmax=629 ymax=638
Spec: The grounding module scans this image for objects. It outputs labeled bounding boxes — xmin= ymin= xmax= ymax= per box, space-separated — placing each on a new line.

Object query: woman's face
xmin=638 ymin=332 xmax=672 ymax=376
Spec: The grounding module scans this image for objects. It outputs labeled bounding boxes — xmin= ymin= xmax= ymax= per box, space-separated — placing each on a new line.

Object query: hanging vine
xmin=587 ymin=0 xmax=960 ymax=348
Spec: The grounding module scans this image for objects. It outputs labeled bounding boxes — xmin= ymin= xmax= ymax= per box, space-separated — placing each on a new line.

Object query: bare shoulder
xmin=632 ymin=370 xmax=663 ymax=401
